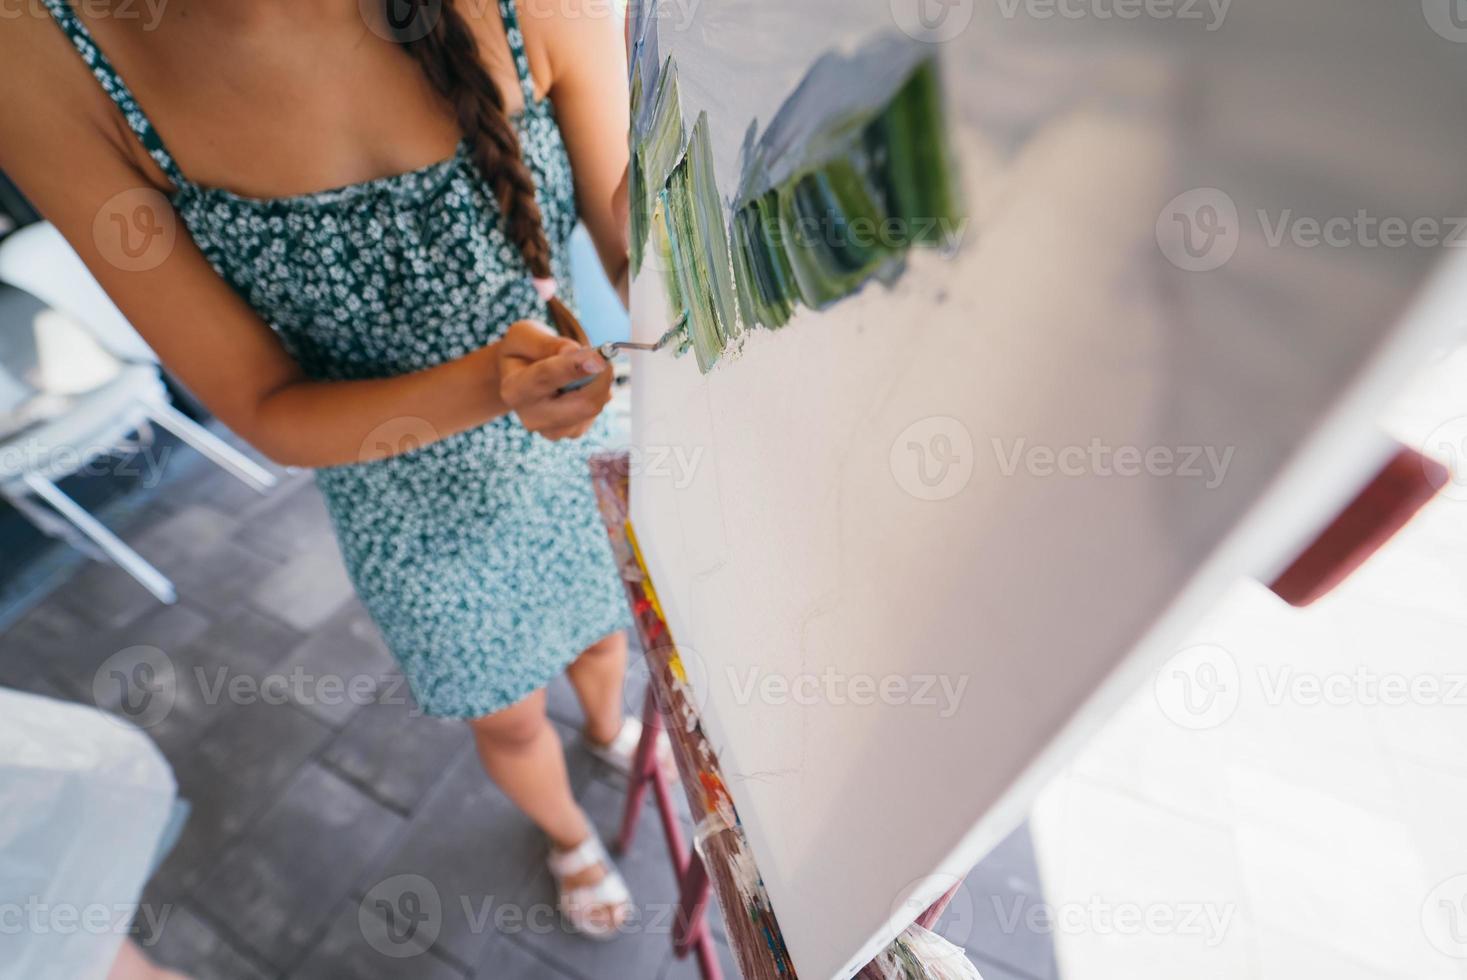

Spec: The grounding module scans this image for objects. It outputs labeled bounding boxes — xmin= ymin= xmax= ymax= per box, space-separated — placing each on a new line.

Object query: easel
xmin=589 ymin=440 xmax=1445 ymax=978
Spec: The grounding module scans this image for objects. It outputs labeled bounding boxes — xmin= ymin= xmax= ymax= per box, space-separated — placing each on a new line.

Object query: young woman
xmin=0 ymin=0 xmax=645 ymax=936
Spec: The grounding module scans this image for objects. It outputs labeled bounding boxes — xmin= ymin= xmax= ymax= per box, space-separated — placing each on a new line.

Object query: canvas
xmin=626 ymin=2 xmax=1467 ymax=976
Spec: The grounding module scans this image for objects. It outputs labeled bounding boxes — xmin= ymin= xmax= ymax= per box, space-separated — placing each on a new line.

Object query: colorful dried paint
xmin=632 ymin=31 xmax=963 ymax=372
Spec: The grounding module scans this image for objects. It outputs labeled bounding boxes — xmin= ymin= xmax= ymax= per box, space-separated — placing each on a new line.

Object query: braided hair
xmin=390 ymin=0 xmax=588 ymax=345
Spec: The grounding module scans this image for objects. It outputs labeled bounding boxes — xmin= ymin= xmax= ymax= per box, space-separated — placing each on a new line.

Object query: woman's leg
xmin=468 ymin=689 xmax=589 ymax=849
xmin=564 ymin=631 xmax=629 ymax=745
xmin=468 ymin=689 xmax=627 ymax=929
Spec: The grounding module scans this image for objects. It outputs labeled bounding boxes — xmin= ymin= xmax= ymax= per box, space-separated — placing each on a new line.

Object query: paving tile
xmin=153 ymin=699 xmax=336 ymax=894
xmin=52 ymin=556 xmax=161 ymax=631
xmin=235 ymin=482 xmax=336 ymax=563
xmin=0 ymin=600 xmax=84 ymax=691
xmin=931 ymin=823 xmax=1059 ymax=980
xmin=365 ymin=750 xmax=548 ymax=968
xmin=290 ymin=894 xmax=470 ymax=980
xmin=179 ymin=606 xmax=305 ymax=680
xmin=249 ymin=535 xmax=356 ymax=633
xmin=196 ymin=763 xmax=405 ymax=971
xmin=141 ymin=904 xmax=273 ymax=980
xmin=656 ymin=936 xmax=741 ymax=980
xmin=170 ymin=538 xmax=284 ymax=620
xmin=166 ymin=455 xmax=296 ymax=517
xmin=142 ymin=609 xmax=307 ymax=757
xmin=505 ymin=778 xmax=695 ymax=980
xmin=74 ymin=602 xmax=213 ymax=713
xmin=321 ymin=688 xmax=474 ymax=813
xmin=129 ymin=504 xmax=241 ymax=570
xmin=273 ymin=602 xmax=396 ymax=727
xmin=477 ymin=936 xmax=584 ymax=980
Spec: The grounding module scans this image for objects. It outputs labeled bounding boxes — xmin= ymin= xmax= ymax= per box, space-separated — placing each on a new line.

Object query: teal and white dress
xmin=43 ymin=0 xmax=630 ymax=717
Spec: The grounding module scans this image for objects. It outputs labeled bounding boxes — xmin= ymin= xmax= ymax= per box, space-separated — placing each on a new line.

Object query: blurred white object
xmin=0 ymin=688 xmax=178 ymax=980
xmin=0 ymin=276 xmax=275 ymax=604
xmin=0 ymin=222 xmax=157 ymax=364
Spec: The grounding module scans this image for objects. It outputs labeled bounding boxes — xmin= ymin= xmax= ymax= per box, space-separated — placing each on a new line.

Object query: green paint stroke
xmin=631 ymin=32 xmax=962 ymax=373
xmin=630 ymin=56 xmax=686 ymax=278
xmin=661 ymin=112 xmax=742 ymax=373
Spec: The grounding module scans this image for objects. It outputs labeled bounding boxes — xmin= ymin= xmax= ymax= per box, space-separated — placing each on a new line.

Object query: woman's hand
xmin=496 ymin=321 xmax=612 ymax=441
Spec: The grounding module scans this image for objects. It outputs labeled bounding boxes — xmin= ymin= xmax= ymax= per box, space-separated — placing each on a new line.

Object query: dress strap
xmin=496 ymin=0 xmax=540 ymax=109
xmin=39 ymin=0 xmax=188 ymax=188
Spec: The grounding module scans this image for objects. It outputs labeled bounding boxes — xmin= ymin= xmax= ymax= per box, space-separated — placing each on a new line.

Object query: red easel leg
xmin=616 ymin=686 xmax=663 ymax=854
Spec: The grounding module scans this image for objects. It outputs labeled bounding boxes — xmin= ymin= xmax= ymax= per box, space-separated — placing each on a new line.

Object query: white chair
xmin=0 ymin=225 xmax=276 ymax=604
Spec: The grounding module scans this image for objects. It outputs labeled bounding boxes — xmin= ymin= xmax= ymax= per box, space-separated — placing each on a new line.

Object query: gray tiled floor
xmin=0 ymin=438 xmax=1058 ymax=980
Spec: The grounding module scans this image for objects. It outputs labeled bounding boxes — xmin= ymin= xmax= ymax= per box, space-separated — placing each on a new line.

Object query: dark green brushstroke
xmin=629 ymin=32 xmax=962 ymax=372
xmin=662 ymin=112 xmax=741 ymax=373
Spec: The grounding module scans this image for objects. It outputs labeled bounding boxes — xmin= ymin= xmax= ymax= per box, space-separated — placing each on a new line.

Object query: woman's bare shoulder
xmin=0 ymin=9 xmax=146 ymax=179
xmin=514 ymin=0 xmax=625 ymax=93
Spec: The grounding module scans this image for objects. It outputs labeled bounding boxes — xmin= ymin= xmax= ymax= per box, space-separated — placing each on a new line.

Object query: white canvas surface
xmin=628 ymin=3 xmax=1467 ymax=976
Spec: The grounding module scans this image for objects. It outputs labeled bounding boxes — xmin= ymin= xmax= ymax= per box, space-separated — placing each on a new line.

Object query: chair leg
xmin=19 ymin=473 xmax=177 ymax=604
xmin=146 ymin=402 xmax=277 ymax=494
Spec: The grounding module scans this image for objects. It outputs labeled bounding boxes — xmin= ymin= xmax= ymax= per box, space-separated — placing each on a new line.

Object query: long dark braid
xmin=391 ymin=0 xmax=588 ymax=345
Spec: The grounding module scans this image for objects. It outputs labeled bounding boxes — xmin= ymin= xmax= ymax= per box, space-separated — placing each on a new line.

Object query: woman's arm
xmin=537 ymin=0 xmax=633 ymax=305
xmin=0 ymin=24 xmax=608 ymax=469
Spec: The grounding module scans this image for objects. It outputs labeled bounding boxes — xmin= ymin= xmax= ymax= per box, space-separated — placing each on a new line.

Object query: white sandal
xmin=586 ymin=716 xmax=678 ymax=783
xmin=548 ymin=834 xmax=633 ymax=940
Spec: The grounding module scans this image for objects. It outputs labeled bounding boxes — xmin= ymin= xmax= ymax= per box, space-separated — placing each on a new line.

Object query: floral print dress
xmin=43 ymin=0 xmax=630 ymax=717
